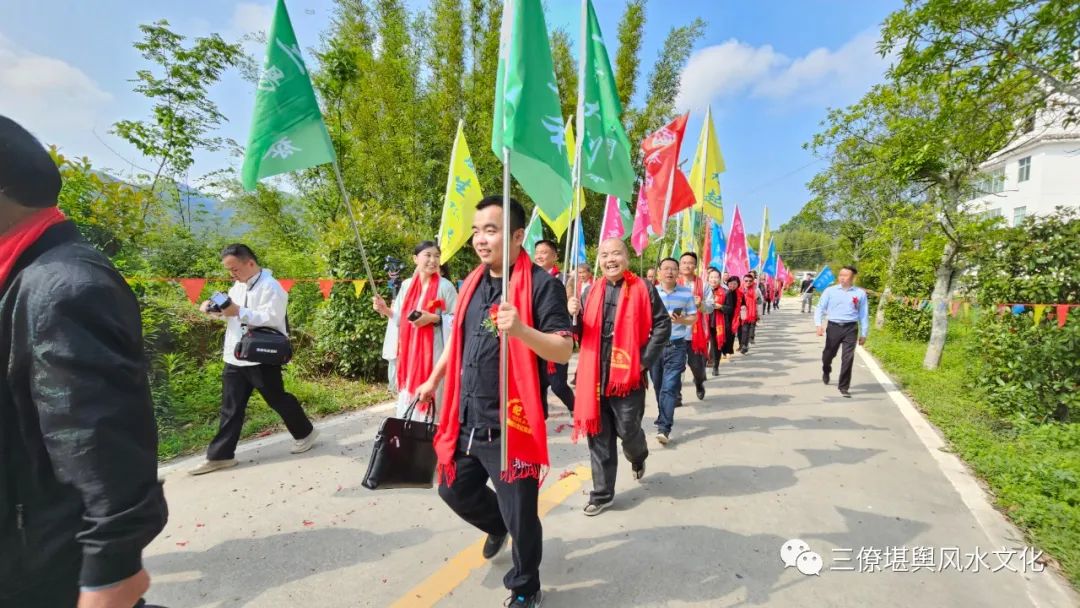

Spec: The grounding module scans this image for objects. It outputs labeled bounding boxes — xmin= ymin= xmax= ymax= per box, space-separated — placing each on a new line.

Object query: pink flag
xmin=600 ymin=195 xmax=625 ymax=241
xmin=777 ymin=255 xmax=788 ymax=286
xmin=724 ymin=205 xmax=750 ymax=279
xmin=631 ymin=184 xmax=650 ymax=256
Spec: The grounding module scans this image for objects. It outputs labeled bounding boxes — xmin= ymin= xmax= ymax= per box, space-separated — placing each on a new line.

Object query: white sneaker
xmin=290 ymin=428 xmax=319 ymax=454
xmin=656 ymin=432 xmax=670 ymax=445
xmin=188 ymin=459 xmax=238 ymax=476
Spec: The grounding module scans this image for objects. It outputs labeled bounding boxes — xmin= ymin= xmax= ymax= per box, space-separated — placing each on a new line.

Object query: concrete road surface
xmin=144 ymin=306 xmax=1077 ymax=607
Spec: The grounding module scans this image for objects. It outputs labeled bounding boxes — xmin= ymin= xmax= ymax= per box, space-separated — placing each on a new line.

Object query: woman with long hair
xmin=374 ymin=241 xmax=458 ymax=420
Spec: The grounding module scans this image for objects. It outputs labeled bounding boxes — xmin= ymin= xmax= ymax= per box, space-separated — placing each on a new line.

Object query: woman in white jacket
xmin=374 ymin=241 xmax=457 ymax=420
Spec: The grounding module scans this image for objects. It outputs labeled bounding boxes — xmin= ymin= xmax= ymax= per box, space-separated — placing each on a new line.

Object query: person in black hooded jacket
xmin=0 ymin=115 xmax=168 ymax=607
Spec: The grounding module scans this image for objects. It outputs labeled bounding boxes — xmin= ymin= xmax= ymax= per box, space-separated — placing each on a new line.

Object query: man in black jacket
xmin=0 ymin=115 xmax=168 ymax=607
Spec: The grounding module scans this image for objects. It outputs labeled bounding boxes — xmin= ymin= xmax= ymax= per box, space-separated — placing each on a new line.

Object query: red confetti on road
xmin=175 ymin=541 xmax=188 ymax=547
xmin=302 ymin=520 xmax=315 ymax=527
xmin=558 ymin=469 xmax=577 ymax=480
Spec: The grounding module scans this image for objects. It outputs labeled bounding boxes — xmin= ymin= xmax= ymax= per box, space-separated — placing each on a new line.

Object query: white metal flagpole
xmin=331 ymin=159 xmax=377 ymax=289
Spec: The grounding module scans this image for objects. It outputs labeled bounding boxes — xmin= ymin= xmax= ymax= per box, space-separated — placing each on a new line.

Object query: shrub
xmin=884 ymin=299 xmax=933 ymax=341
xmin=969 ymin=208 xmax=1080 ymax=423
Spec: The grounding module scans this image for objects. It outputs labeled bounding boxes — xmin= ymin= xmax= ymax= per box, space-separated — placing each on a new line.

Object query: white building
xmin=965 ymin=103 xmax=1080 ymax=227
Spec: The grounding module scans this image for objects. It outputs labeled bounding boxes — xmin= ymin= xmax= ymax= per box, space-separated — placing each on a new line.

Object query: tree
xmin=810 ymin=73 xmax=1035 ymax=369
xmin=882 ymin=0 xmax=1080 ymax=117
xmin=614 ymin=0 xmax=647 ymax=113
xmin=112 ymin=20 xmax=243 ymax=227
xmin=549 ymin=28 xmax=577 ymax=122
xmin=632 ymin=18 xmax=705 ymax=148
xmin=772 ymin=230 xmax=837 ymax=271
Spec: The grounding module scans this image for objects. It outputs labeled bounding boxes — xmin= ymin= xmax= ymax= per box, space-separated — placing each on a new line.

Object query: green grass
xmin=156 ymin=362 xmax=392 ymax=461
xmin=865 ymin=322 xmax=1080 ymax=589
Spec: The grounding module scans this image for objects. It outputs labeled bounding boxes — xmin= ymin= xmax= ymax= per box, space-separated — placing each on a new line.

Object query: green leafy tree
xmin=614 ymin=0 xmax=647 ymax=113
xmin=112 ymin=20 xmax=242 ymax=227
xmin=549 ymin=28 xmax=578 ymax=122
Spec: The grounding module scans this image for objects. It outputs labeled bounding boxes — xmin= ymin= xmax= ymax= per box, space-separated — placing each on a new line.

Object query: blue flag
xmin=811 ymin=266 xmax=835 ymax=291
xmin=762 ymin=239 xmax=778 ymax=276
xmin=747 ymin=245 xmax=760 ymax=271
xmin=575 ymin=220 xmax=587 ymax=267
xmin=709 ymin=220 xmax=725 ymax=270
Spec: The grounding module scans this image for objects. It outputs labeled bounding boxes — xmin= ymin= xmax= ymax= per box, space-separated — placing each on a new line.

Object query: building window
xmin=1018 ymin=156 xmax=1031 ymax=182
xmin=1013 ymin=206 xmax=1026 ymax=225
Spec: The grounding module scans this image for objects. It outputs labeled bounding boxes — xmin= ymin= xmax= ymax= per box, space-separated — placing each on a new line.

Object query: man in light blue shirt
xmin=814 ymin=265 xmax=870 ymax=398
xmin=650 ymin=258 xmax=696 ymax=444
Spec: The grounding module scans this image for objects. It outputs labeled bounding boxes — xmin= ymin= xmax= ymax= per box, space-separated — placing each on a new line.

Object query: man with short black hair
xmin=189 ymin=243 xmax=318 ymax=475
xmin=651 ymin=257 xmax=696 ymax=444
xmin=531 ymin=239 xmax=575 ymax=415
xmin=677 ymin=252 xmax=711 ymax=402
xmin=0 ymin=115 xmax=168 ymax=607
xmin=800 ymin=273 xmax=815 ymax=313
xmin=815 ymin=265 xmax=869 ymax=398
xmin=417 ymin=195 xmax=572 ymax=608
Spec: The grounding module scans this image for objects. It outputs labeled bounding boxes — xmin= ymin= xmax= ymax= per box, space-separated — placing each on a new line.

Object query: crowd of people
xmin=1 ymin=113 xmax=870 ymax=608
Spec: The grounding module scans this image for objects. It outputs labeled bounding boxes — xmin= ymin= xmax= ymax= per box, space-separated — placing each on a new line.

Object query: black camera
xmin=384 ymin=256 xmax=405 ymax=278
xmin=206 ymin=292 xmax=232 ymax=313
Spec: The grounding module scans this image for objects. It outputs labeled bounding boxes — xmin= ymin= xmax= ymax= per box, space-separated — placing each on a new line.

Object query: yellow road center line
xmin=390 ymin=465 xmax=592 ymax=608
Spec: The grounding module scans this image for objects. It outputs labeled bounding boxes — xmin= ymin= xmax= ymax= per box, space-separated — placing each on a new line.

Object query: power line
xmin=730 ymin=158 xmax=825 ymax=200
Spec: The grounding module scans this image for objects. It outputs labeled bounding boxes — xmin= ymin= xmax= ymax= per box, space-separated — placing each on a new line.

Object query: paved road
xmin=144 ymin=305 xmax=1077 ymax=607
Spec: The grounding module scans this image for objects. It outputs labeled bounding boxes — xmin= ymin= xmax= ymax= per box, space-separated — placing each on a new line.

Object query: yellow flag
xmin=688 ymin=105 xmax=725 ymax=224
xmin=680 ymin=209 xmax=699 ymax=256
xmin=1033 ymin=304 xmax=1047 ymax=325
xmin=538 ymin=118 xmax=586 ymax=240
xmin=438 ymin=120 xmax=484 ymax=263
xmin=353 ymin=280 xmax=367 ymax=298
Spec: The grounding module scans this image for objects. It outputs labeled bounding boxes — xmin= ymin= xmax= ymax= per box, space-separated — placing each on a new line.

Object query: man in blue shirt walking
xmin=651 ymin=258 xmax=697 ymax=444
xmin=814 ymin=265 xmax=870 ymax=398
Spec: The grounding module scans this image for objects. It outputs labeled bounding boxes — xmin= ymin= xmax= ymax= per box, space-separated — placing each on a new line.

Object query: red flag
xmin=1057 ymin=304 xmax=1070 ymax=329
xmin=641 ymin=113 xmax=694 ymax=234
xmin=631 ymin=183 xmax=650 ymax=256
xmin=776 ymin=255 xmax=788 ymax=286
xmin=723 ymin=205 xmax=749 ymax=279
xmin=318 ymin=279 xmax=334 ymax=299
xmin=179 ymin=278 xmax=206 ymax=304
xmin=279 ymin=279 xmax=296 ymax=293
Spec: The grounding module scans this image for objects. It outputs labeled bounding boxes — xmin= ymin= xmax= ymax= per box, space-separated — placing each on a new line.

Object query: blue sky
xmin=0 ymin=0 xmax=900 ymax=233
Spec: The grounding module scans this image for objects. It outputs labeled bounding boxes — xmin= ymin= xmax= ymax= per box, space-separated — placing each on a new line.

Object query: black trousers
xmin=674 ymin=350 xmax=707 ymax=408
xmin=207 ymin=363 xmax=314 ymax=460
xmin=587 ymin=389 xmax=648 ymax=504
xmin=707 ymin=320 xmax=723 ymax=367
xmin=823 ymin=321 xmax=858 ymax=391
xmin=438 ymin=431 xmax=541 ymax=595
xmin=738 ymin=324 xmax=752 ymax=352
xmin=540 ymin=361 xmax=575 ymax=415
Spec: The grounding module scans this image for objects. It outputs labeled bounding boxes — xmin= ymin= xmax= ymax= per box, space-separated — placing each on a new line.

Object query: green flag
xmin=241 ymin=0 xmax=335 ymax=191
xmin=580 ymin=0 xmax=635 ymax=203
xmin=491 ymin=0 xmax=572 ymax=222
xmin=523 ymin=207 xmax=544 ymax=255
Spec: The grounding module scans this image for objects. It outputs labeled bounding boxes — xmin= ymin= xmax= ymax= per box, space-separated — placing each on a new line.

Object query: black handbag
xmin=361 ymin=399 xmax=438 ymax=490
xmin=234 ymin=326 xmax=293 ymax=365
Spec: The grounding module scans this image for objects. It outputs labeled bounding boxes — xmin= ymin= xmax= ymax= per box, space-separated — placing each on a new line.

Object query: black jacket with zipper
xmin=1 ymin=221 xmax=167 ymax=601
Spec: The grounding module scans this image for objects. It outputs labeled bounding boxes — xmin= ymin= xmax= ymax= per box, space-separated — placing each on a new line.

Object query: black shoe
xmin=840 ymin=389 xmax=851 ymax=398
xmin=711 ymin=367 xmax=719 ymax=377
xmin=505 ymin=590 xmax=543 ymax=607
xmin=483 ymin=533 xmax=507 ymax=559
xmin=696 ymin=384 xmax=706 ymax=401
xmin=823 ymin=372 xmax=830 ymax=385
xmin=632 ymin=461 xmax=646 ymax=481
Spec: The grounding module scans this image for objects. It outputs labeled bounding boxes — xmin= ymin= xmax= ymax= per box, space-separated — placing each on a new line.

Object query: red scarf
xmin=547 ymin=264 xmax=559 ymax=278
xmin=741 ymin=286 xmax=758 ymax=323
xmin=710 ymin=285 xmax=725 ymax=343
xmin=396 ymin=272 xmax=440 ymax=404
xmin=680 ymin=275 xmax=709 ymax=355
xmin=433 ymin=250 xmax=546 ymax=485
xmin=573 ymin=271 xmax=651 ymax=440
xmin=0 ymin=208 xmax=67 ymax=288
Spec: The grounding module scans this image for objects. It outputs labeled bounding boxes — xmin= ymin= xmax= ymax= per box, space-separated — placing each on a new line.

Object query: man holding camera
xmin=189 ymin=244 xmax=317 ymax=475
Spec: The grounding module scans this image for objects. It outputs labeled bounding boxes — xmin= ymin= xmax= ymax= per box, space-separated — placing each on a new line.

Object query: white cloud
xmin=676 ymin=29 xmax=888 ymax=111
xmin=0 ymin=33 xmax=112 ymax=136
xmin=229 ymin=2 xmax=274 ymax=38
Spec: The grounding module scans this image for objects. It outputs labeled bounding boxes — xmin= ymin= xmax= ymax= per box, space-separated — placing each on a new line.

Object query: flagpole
xmin=699 ymin=107 xmax=710 ymax=274
xmin=569 ymin=0 xmax=587 ymax=311
xmin=562 ymin=114 xmax=576 ymax=285
xmin=331 ymin=159 xmax=377 ymax=289
xmin=500 ymin=146 xmax=511 ymax=474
